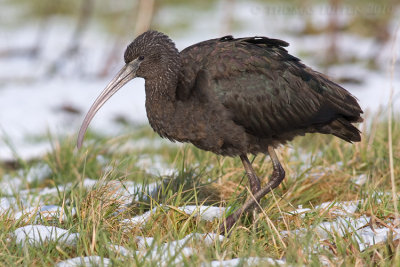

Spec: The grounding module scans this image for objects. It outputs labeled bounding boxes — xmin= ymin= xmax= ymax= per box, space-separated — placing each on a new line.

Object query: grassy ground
xmin=0 ymin=113 xmax=399 ymax=266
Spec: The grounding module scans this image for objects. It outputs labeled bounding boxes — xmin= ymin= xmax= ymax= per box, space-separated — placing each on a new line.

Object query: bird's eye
xmin=138 ymin=55 xmax=144 ymax=61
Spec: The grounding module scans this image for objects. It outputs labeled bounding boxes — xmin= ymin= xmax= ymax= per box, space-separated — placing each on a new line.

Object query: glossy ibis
xmin=77 ymin=31 xmax=363 ymax=234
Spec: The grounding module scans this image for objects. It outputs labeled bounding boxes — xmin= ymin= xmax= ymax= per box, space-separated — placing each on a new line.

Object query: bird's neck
xmin=144 ymin=50 xmax=181 ymax=104
xmin=144 ymin=73 xmax=179 ymax=137
xmin=145 ymin=74 xmax=178 ymax=103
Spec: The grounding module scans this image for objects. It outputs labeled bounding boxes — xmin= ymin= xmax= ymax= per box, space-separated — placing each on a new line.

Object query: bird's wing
xmin=178 ymin=36 xmax=363 ymax=139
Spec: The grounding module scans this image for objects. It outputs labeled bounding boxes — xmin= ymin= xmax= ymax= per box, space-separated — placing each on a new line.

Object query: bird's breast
xmin=145 ymin=98 xmax=253 ymax=156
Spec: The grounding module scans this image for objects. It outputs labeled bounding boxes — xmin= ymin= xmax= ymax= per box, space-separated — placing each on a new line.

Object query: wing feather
xmin=178 ymin=36 xmax=363 ymax=140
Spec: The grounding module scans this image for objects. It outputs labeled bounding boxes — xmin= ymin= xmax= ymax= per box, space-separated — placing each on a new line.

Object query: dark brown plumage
xmin=77 ymin=30 xmax=363 ymax=234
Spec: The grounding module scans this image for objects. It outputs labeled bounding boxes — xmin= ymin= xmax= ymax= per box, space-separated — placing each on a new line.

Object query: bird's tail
xmin=319 ymin=118 xmax=362 ymax=143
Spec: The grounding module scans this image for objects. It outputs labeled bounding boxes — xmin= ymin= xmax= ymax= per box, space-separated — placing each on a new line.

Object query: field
xmin=0 ymin=113 xmax=399 ymax=266
xmin=1 ymin=0 xmax=400 ymax=266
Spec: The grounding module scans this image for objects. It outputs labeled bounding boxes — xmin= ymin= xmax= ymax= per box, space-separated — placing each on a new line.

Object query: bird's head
xmin=77 ymin=30 xmax=179 ymax=149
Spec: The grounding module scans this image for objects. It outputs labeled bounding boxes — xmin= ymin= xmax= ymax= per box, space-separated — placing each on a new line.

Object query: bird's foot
xmin=268 ymin=164 xmax=285 ymax=188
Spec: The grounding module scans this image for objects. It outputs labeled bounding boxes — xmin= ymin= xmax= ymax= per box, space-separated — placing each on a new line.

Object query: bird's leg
xmin=267 ymin=146 xmax=285 ymax=189
xmin=240 ymin=154 xmax=261 ymax=195
xmin=219 ymin=146 xmax=285 ymax=235
xmin=240 ymin=154 xmax=261 ymax=214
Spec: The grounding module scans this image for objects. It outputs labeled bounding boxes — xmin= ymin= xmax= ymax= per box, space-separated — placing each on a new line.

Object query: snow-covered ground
xmin=3 ymin=170 xmax=269 ymax=266
xmin=283 ymin=199 xmax=400 ymax=248
xmin=3 ymin=171 xmax=399 ymax=266
xmin=1 ymin=156 xmax=393 ymax=266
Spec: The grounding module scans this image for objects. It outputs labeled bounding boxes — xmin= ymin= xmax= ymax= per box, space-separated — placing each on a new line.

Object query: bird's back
xmin=176 ymin=35 xmax=363 ymax=154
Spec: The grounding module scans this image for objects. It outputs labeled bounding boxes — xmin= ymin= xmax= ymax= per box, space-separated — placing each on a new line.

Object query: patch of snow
xmin=122 ymin=205 xmax=225 ymax=229
xmin=282 ymin=212 xmax=400 ymax=252
xmin=14 ymin=207 xmax=38 ymax=221
xmin=288 ymin=200 xmax=361 ymax=218
xmin=12 ymin=204 xmax=76 ymax=222
xmin=56 ymin=256 xmax=111 ymax=267
xmin=0 ymin=197 xmax=17 ymax=213
xmin=136 ymin=236 xmax=156 ymax=250
xmin=0 ymin=175 xmax=163 ymax=221
xmin=0 ymin=141 xmax=52 ymax=162
xmin=282 ymin=215 xmax=369 ymax=238
xmin=96 ymin=155 xmax=108 ymax=166
xmin=351 ymin=174 xmax=368 ymax=186
xmin=0 ymin=175 xmax=23 ymax=195
xmin=372 ymin=191 xmax=400 ymax=200
xmin=36 ymin=205 xmax=76 ymax=221
xmin=32 ymin=177 xmax=99 ymax=196
xmin=0 ymin=163 xmax=51 ymax=195
xmin=14 ymin=225 xmax=79 ymax=246
xmin=136 ymin=232 xmax=226 ymax=265
xmin=109 ymin=244 xmax=134 ymax=257
xmin=287 ymin=206 xmax=312 ymax=217
xmin=135 ymin=155 xmax=177 ymax=177
xmin=43 ymin=178 xmax=162 ymax=206
xmin=313 ymin=215 xmax=370 ymax=239
xmin=0 ymin=193 xmax=45 ymax=216
xmin=316 ymin=200 xmax=360 ymax=216
xmin=121 ymin=207 xmax=158 ymax=229
xmin=174 ymin=233 xmax=225 ymax=247
xmin=34 ymin=177 xmax=107 ymax=196
xmin=81 ymin=178 xmax=99 ymax=188
xmin=0 ymin=76 xmax=147 ymax=161
xmin=109 ymin=236 xmax=226 ymax=265
xmin=25 ymin=163 xmax=52 ymax=183
xmin=178 ymin=205 xmax=226 ymax=221
xmin=116 ymin=180 xmax=159 ymax=203
xmin=316 ymin=216 xmax=400 ymax=252
xmin=356 ymin=227 xmax=400 ymax=251
xmin=318 ymin=255 xmax=338 ymax=266
xmin=33 ymin=186 xmax=59 ymax=196
xmin=192 ymin=233 xmax=225 ymax=246
xmin=205 ymin=257 xmax=286 ymax=267
xmin=135 ymin=236 xmax=191 ymax=264
xmin=112 ymin=138 xmax=175 ymax=154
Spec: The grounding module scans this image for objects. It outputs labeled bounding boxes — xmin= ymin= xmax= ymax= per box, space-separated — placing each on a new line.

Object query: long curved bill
xmin=77 ymin=60 xmax=141 ymax=149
